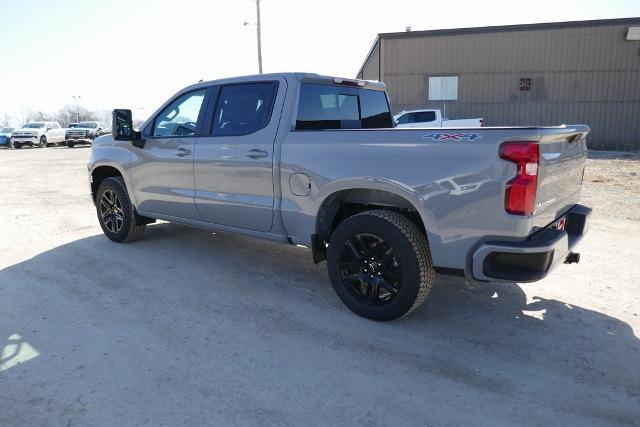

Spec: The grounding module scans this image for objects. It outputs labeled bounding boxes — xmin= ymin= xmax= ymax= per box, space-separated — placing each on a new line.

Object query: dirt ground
xmin=1 ymin=146 xmax=639 ymax=426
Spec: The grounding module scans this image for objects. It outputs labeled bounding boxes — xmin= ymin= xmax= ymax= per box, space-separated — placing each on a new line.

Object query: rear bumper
xmin=471 ymin=204 xmax=591 ymax=282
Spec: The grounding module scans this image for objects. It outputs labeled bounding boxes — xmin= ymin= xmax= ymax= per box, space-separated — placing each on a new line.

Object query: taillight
xmin=499 ymin=142 xmax=539 ymax=215
xmin=480 ymin=118 xmax=485 ymax=127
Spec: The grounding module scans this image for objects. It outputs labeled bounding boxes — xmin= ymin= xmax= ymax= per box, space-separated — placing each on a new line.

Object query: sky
xmin=0 ymin=0 xmax=639 ymax=124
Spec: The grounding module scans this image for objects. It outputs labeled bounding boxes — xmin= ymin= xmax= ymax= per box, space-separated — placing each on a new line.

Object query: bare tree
xmin=34 ymin=111 xmax=51 ymax=121
xmin=13 ymin=104 xmax=109 ymax=129
xmin=54 ymin=104 xmax=98 ymax=127
xmin=95 ymin=109 xmax=113 ymax=128
xmin=0 ymin=113 xmax=14 ymax=128
xmin=16 ymin=107 xmax=36 ymax=127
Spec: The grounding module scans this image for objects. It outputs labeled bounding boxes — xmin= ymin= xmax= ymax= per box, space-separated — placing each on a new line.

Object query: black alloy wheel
xmin=338 ymin=233 xmax=402 ymax=305
xmin=327 ymin=209 xmax=435 ymax=321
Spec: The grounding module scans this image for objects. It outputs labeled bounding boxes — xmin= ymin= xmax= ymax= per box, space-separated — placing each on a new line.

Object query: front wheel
xmin=95 ymin=177 xmax=146 ymax=242
xmin=326 ymin=210 xmax=435 ymax=321
xmin=39 ymin=136 xmax=47 ymax=148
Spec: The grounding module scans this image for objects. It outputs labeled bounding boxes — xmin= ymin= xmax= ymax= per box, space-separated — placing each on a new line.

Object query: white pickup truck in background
xmin=394 ymin=109 xmax=484 ymax=128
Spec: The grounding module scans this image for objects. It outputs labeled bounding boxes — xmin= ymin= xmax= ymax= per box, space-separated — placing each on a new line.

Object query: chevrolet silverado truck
xmin=66 ymin=121 xmax=108 ymax=147
xmin=395 ymin=109 xmax=484 ymax=128
xmin=11 ymin=121 xmax=66 ymax=148
xmin=88 ymin=73 xmax=591 ymax=321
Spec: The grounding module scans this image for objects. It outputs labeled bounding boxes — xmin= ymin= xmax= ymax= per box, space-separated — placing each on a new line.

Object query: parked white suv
xmin=11 ymin=122 xmax=66 ymax=148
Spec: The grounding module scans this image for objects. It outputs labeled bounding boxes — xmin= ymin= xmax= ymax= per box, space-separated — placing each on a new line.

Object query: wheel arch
xmin=312 ymin=179 xmax=437 ymax=263
xmin=91 ymin=164 xmax=126 ymax=201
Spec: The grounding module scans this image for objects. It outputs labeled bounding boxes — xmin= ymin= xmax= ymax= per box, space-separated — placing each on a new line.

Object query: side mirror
xmin=112 ymin=109 xmax=145 ymax=148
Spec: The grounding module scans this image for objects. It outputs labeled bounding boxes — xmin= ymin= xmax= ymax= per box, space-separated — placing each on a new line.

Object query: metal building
xmin=357 ymin=18 xmax=640 ymax=150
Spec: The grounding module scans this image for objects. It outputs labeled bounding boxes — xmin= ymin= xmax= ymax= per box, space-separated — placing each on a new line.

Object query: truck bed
xmin=280 ymin=124 xmax=589 ymax=274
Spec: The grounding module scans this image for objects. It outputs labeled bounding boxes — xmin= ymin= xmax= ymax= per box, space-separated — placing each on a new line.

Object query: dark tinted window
xmin=296 ymin=83 xmax=392 ymax=130
xmin=153 ymin=89 xmax=206 ymax=137
xmin=296 ymin=84 xmax=359 ymax=130
xmin=360 ymin=89 xmax=393 ymax=128
xmin=413 ymin=111 xmax=436 ymax=123
xmin=212 ymin=82 xmax=278 ymax=137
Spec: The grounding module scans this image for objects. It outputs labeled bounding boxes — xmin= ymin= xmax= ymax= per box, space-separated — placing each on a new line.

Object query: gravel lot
xmin=1 ymin=146 xmax=639 ymax=426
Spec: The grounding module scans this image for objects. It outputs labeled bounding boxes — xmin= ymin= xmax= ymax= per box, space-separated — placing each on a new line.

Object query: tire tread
xmin=98 ymin=177 xmax=146 ymax=242
xmin=350 ymin=209 xmax=435 ymax=318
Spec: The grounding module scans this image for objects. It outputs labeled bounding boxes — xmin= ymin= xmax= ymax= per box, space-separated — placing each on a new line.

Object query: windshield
xmin=1 ymin=128 xmax=14 ymax=133
xmin=77 ymin=122 xmax=98 ymax=128
xmin=24 ymin=123 xmax=45 ymax=128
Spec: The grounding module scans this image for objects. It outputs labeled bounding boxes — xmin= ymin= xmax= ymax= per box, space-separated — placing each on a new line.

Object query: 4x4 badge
xmin=422 ymin=133 xmax=481 ymax=141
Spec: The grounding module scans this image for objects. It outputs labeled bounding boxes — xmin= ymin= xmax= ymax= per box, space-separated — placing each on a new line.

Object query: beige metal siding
xmin=359 ymin=42 xmax=380 ymax=81
xmin=379 ymin=21 xmax=640 ymax=150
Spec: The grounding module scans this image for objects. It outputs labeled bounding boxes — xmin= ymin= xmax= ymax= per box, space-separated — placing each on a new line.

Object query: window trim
xmin=207 ymin=81 xmax=280 ymax=138
xmin=144 ymin=87 xmax=211 ymax=139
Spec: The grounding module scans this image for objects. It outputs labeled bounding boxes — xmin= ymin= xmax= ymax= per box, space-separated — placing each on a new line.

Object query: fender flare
xmin=312 ymin=177 xmax=440 ymax=243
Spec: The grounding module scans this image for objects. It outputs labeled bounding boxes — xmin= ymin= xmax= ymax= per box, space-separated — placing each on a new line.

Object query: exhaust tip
xmin=564 ymin=252 xmax=580 ymax=264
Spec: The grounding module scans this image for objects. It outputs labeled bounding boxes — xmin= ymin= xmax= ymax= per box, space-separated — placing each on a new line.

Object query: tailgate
xmin=532 ymin=126 xmax=589 ymax=229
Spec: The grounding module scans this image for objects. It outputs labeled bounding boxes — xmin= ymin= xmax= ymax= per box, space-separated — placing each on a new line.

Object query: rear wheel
xmin=39 ymin=136 xmax=47 ymax=148
xmin=13 ymin=142 xmax=21 ymax=149
xmin=67 ymin=141 xmax=75 ymax=148
xmin=327 ymin=210 xmax=435 ymax=321
xmin=96 ymin=177 xmax=146 ymax=242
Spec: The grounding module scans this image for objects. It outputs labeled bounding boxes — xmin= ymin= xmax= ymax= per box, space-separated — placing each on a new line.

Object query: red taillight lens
xmin=499 ymin=142 xmax=539 ymax=215
xmin=480 ymin=118 xmax=485 ymax=127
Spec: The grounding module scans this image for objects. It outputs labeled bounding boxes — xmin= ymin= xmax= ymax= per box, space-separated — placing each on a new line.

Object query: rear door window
xmin=212 ymin=82 xmax=279 ymax=137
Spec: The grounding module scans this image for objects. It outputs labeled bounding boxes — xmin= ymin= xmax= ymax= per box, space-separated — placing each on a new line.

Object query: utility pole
xmin=73 ymin=95 xmax=81 ymax=123
xmin=256 ymin=0 xmax=262 ymax=74
xmin=245 ymin=1 xmax=263 ymax=74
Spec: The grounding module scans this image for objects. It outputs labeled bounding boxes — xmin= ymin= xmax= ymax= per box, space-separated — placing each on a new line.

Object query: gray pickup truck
xmin=89 ymin=73 xmax=591 ymax=321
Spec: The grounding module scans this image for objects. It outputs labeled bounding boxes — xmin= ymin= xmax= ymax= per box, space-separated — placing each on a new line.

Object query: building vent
xmin=520 ymin=78 xmax=532 ymax=91
xmin=627 ymin=27 xmax=640 ymax=40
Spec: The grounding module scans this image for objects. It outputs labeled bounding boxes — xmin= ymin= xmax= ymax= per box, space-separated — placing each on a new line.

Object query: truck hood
xmin=12 ymin=128 xmax=43 ymax=135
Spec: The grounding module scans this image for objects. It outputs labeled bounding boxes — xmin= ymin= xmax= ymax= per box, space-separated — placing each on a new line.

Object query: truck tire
xmin=13 ymin=142 xmax=21 ymax=149
xmin=67 ymin=141 xmax=75 ymax=148
xmin=40 ymin=136 xmax=47 ymax=148
xmin=326 ymin=209 xmax=435 ymax=321
xmin=95 ymin=177 xmax=146 ymax=243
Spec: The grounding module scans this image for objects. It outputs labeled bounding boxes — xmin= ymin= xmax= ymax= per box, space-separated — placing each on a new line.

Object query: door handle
xmin=245 ymin=149 xmax=269 ymax=159
xmin=175 ymin=147 xmax=192 ymax=157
